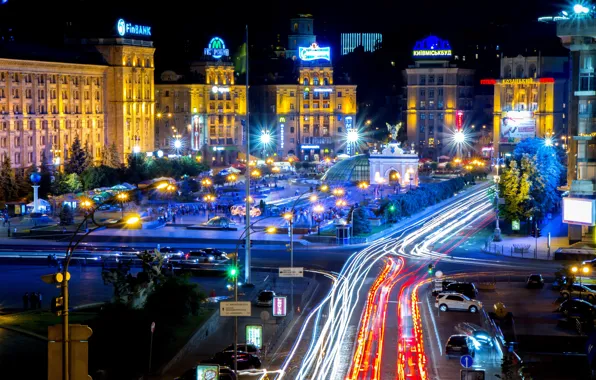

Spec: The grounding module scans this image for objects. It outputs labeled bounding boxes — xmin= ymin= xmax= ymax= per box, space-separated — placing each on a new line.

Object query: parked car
xmin=553 ymin=275 xmax=569 ymax=290
xmin=202 ymin=351 xmax=261 ymax=370
xmin=560 ymin=284 xmax=596 ymax=302
xmin=454 ymin=322 xmax=493 ymax=347
xmin=445 ymin=335 xmax=477 ymax=359
xmin=444 ymin=282 xmax=478 ymax=299
xmin=435 ymin=293 xmax=482 ymax=313
xmin=256 ymin=290 xmax=276 ymax=307
xmin=526 ymin=274 xmax=545 ymax=289
xmin=558 ymin=299 xmax=596 ymax=320
xmin=223 ymin=343 xmax=261 ymax=356
xmin=201 ymin=216 xmax=237 ymax=228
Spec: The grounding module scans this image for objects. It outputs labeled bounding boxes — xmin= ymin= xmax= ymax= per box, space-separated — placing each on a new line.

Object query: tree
xmin=104 ymin=142 xmax=121 ymax=169
xmin=59 ymin=204 xmax=74 ymax=225
xmin=65 ymin=135 xmax=88 ymax=175
xmin=82 ymin=165 xmax=121 ymax=190
xmin=14 ymin=168 xmax=31 ymax=199
xmin=499 ymin=160 xmax=532 ymax=222
xmin=520 ymin=154 xmax=546 ymax=221
xmin=39 ymin=151 xmax=53 ymax=198
xmin=84 ymin=142 xmax=94 ymax=169
xmin=0 ymin=156 xmax=17 ymax=201
xmin=144 ymin=275 xmax=206 ymax=323
xmin=536 ymin=146 xmax=565 ymax=213
xmin=352 ymin=207 xmax=372 ymax=236
xmin=124 ymin=154 xmax=148 ymax=185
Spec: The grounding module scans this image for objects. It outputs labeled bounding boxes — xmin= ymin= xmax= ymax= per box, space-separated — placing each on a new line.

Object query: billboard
xmin=273 ymin=296 xmax=287 ymax=316
xmin=499 ymin=111 xmax=536 ymax=144
xmin=563 ymin=198 xmax=596 ymax=226
xmin=196 ymin=365 xmax=219 ymax=380
xmin=245 ymin=325 xmax=263 ymax=349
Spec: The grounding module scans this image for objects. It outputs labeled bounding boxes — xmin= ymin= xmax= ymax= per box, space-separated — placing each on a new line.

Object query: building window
xmin=337 ymin=104 xmax=342 ymax=110
xmin=303 ymin=125 xmax=309 ymax=133
xmin=420 ymin=113 xmax=426 ymax=120
xmin=429 ymin=100 xmax=435 ymax=108
xmin=290 ymin=104 xmax=295 ymax=110
xmin=290 ymin=91 xmax=295 ymax=97
xmin=165 ymin=91 xmax=170 ymax=97
xmin=337 ymin=91 xmax=342 ymax=97
xmin=290 ymin=127 xmax=295 ymax=133
xmin=420 ymin=89 xmax=425 ymax=98
xmin=428 ymin=75 xmax=435 ymax=84
xmin=313 ymin=77 xmax=319 ymax=85
xmin=303 ymin=78 xmax=308 ymax=85
xmin=437 ymin=75 xmax=443 ymax=85
xmin=28 ymin=152 xmax=33 ymax=163
xmin=304 ymin=103 xmax=309 ymax=109
xmin=438 ymin=113 xmax=444 ymax=120
xmin=438 ymin=88 xmax=443 ymax=96
xmin=580 ymin=72 xmax=595 ymax=92
xmin=419 ymin=101 xmax=426 ymax=109
xmin=338 ymin=127 xmax=343 ymax=133
xmin=14 ymin=153 xmax=20 ymax=165
xmin=419 ymin=75 xmax=426 ymax=85
xmin=303 ymin=91 xmax=309 ymax=100
xmin=428 ymin=89 xmax=434 ymax=98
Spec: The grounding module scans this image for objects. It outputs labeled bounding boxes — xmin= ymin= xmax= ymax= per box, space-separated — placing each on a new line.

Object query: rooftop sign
xmin=299 ymin=43 xmax=331 ymax=61
xmin=412 ymin=36 xmax=452 ymax=59
xmin=116 ymin=19 xmax=151 ymax=37
xmin=204 ymin=37 xmax=229 ymax=60
xmin=480 ymin=78 xmax=555 ymax=85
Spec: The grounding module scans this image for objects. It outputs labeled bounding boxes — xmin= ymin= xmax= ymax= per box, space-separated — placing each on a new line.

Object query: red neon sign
xmin=539 ymin=77 xmax=555 ymax=83
xmin=456 ymin=110 xmax=464 ymax=130
xmin=480 ymin=79 xmax=497 ymax=85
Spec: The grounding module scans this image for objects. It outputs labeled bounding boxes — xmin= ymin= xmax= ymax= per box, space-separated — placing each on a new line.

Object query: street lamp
xmin=332 ymin=188 xmax=345 ymax=197
xmin=493 ymin=157 xmax=504 ymax=242
xmin=309 ymin=194 xmax=318 ymax=203
xmin=313 ymin=204 xmax=325 ymax=235
xmin=227 ymin=174 xmax=237 ymax=186
xmin=203 ymin=194 xmax=216 ymax=221
xmin=116 ymin=192 xmax=128 ymax=219
xmin=201 ymin=177 xmax=213 ymax=188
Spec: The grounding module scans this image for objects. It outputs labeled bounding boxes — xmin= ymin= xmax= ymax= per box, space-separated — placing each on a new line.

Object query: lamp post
xmin=493 ymin=158 xmax=504 ymax=242
xmin=116 ymin=192 xmax=128 ymax=219
xmin=313 ymin=204 xmax=324 ymax=235
xmin=203 ymin=194 xmax=216 ymax=221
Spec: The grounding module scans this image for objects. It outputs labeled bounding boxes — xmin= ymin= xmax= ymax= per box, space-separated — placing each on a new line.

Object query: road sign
xmin=150 ymin=321 xmax=155 ymax=333
xmin=220 ymin=301 xmax=251 ymax=317
xmin=273 ymin=296 xmax=287 ymax=316
xmin=246 ymin=324 xmax=263 ymax=349
xmin=460 ymin=369 xmax=485 ymax=380
xmin=279 ymin=267 xmax=303 ymax=277
xmin=196 ymin=364 xmax=219 ymax=380
xmin=460 ymin=355 xmax=474 ymax=368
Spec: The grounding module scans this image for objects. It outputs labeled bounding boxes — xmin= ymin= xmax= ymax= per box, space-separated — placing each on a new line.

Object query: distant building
xmin=286 ymin=14 xmax=316 ymax=61
xmin=0 ymin=18 xmax=155 ymax=168
xmin=340 ymin=33 xmax=382 ymax=55
xmin=154 ymin=37 xmax=246 ymax=166
xmin=404 ymin=35 xmax=475 ymax=160
xmin=481 ymin=55 xmax=569 ymax=157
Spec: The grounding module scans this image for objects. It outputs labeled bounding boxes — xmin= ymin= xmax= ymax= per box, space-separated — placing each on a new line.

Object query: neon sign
xmin=302 ymin=145 xmax=320 ymax=149
xmin=204 ymin=37 xmax=229 ymax=59
xmin=412 ymin=35 xmax=452 ymax=59
xmin=280 ymin=123 xmax=285 ymax=149
xmin=116 ymin=19 xmax=151 ymax=37
xmin=299 ymin=43 xmax=331 ymax=61
xmin=211 ymin=86 xmax=230 ymax=93
xmin=502 ymin=78 xmax=534 ymax=85
xmin=456 ymin=110 xmax=463 ymax=130
xmin=314 ymin=88 xmax=333 ymax=92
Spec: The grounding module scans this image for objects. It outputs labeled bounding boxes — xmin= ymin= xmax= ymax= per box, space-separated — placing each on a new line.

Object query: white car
xmin=560 ymin=284 xmax=596 ymax=302
xmin=435 ymin=292 xmax=482 ymax=313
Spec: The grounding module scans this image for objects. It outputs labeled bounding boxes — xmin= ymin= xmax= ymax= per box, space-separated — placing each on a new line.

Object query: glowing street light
xmin=313 ymin=204 xmax=325 ymax=213
xmin=332 ymin=188 xmax=345 ymax=197
xmin=227 ymin=174 xmax=238 ymax=185
xmin=574 ymin=4 xmax=590 ymax=14
xmin=336 ymin=199 xmax=347 ymax=207
xmin=454 ymin=130 xmax=466 ymax=143
xmin=260 ymin=131 xmax=272 ymax=145
xmin=282 ymin=212 xmax=293 ymax=221
xmin=266 ymin=226 xmax=277 ymax=234
xmin=251 ymin=169 xmax=261 ymax=178
xmin=174 ymin=139 xmax=182 ymax=149
xmin=309 ymin=194 xmax=318 ymax=202
xmin=203 ymin=193 xmax=217 ymax=220
xmin=201 ymin=178 xmax=213 ymax=187
xmin=545 ymin=137 xmax=554 ymax=147
xmin=358 ymin=182 xmax=369 ymax=190
xmin=125 ymin=216 xmax=140 ymax=225
xmin=117 ymin=192 xmax=128 ymax=219
xmin=266 ymin=157 xmax=274 ymax=165
xmin=347 ymin=130 xmax=359 ymax=143
xmin=320 ymin=184 xmax=329 ymax=192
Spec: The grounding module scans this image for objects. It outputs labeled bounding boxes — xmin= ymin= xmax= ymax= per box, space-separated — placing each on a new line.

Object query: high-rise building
xmin=286 ymin=14 xmax=316 ymax=60
xmin=481 ymin=55 xmax=569 ymax=157
xmin=0 ymin=18 xmax=155 ymax=168
xmin=340 ymin=33 xmax=382 ymax=55
xmin=557 ymin=10 xmax=596 ymax=242
xmin=154 ymin=37 xmax=246 ymax=166
xmin=405 ymin=36 xmax=475 ymax=160
xmin=252 ymin=43 xmax=356 ymax=161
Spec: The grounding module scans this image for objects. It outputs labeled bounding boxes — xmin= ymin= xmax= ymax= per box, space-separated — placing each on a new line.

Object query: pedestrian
xmin=173 ymin=214 xmax=177 ymax=223
xmin=37 ymin=292 xmax=42 ymax=309
xmin=23 ymin=292 xmax=29 ymax=310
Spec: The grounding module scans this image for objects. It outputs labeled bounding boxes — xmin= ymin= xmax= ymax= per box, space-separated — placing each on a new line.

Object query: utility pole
xmin=493 ymin=157 xmax=502 ymax=242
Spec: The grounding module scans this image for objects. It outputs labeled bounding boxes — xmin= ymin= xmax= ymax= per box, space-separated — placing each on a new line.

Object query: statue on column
xmin=386 ymin=122 xmax=402 ymax=143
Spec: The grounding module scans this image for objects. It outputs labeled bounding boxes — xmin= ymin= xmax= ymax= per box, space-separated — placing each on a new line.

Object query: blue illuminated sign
xmin=299 ymin=43 xmax=331 ymax=61
xmin=204 ymin=37 xmax=229 ymax=60
xmin=412 ymin=35 xmax=452 ymax=58
xmin=116 ymin=19 xmax=151 ymax=37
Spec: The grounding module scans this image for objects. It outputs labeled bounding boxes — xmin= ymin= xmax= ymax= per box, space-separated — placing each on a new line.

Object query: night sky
xmin=0 ymin=0 xmax=567 ymax=68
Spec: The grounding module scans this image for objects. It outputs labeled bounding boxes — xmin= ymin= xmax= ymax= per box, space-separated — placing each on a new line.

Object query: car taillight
xmin=185 ymin=254 xmax=189 ymax=259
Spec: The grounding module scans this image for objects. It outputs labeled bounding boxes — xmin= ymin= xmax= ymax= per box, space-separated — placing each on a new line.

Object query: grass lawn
xmin=0 ymin=311 xmax=97 ymax=336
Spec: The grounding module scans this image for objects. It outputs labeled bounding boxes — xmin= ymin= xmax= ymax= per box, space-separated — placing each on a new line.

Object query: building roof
xmin=321 ymin=154 xmax=369 ymax=183
xmin=0 ymin=42 xmax=107 ymax=66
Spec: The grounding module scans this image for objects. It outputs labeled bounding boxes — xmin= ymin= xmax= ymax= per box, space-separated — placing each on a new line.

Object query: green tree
xmin=84 ymin=142 xmax=94 ymax=169
xmin=63 ymin=173 xmax=82 ymax=193
xmin=65 ymin=135 xmax=88 ymax=175
xmin=14 ymin=168 xmax=31 ymax=199
xmin=59 ymin=204 xmax=74 ymax=225
xmin=352 ymin=207 xmax=372 ymax=236
xmin=144 ymin=275 xmax=206 ymax=323
xmin=499 ymin=160 xmax=532 ymax=222
xmin=520 ymin=154 xmax=546 ymax=220
xmin=0 ymin=156 xmax=17 ymax=201
xmin=82 ymin=165 xmax=121 ymax=190
xmin=102 ymin=142 xmax=122 ymax=169
xmin=39 ymin=151 xmax=53 ymax=198
xmin=125 ymin=153 xmax=148 ymax=185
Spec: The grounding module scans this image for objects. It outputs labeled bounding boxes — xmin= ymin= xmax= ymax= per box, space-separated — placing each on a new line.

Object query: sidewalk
xmin=482 ymin=213 xmax=569 ymax=260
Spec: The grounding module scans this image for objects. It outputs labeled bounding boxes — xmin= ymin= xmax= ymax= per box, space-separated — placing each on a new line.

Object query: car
xmin=201 ymin=216 xmax=237 ymax=228
xmin=167 ymin=255 xmax=199 ymax=266
xmin=223 ymin=343 xmax=261 ymax=356
xmin=256 ymin=290 xmax=276 ymax=307
xmin=553 ymin=275 xmax=569 ymax=290
xmin=445 ymin=335 xmax=477 ymax=359
xmin=557 ymin=299 xmax=596 ymax=320
xmin=444 ymin=282 xmax=478 ymax=299
xmin=160 ymin=247 xmax=185 ymax=258
xmin=582 ymin=258 xmax=596 ymax=268
xmin=560 ymin=284 xmax=596 ymax=302
xmin=454 ymin=322 xmax=493 ymax=347
xmin=435 ymin=292 xmax=482 ymax=313
xmin=526 ymin=274 xmax=545 ymax=289
xmin=202 ymin=351 xmax=261 ymax=370
xmin=199 ymin=248 xmax=229 ymax=261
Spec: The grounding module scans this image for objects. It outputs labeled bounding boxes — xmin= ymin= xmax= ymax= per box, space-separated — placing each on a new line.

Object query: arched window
xmin=528 ymin=64 xmax=537 ymax=78
xmin=323 ymin=78 xmax=329 ymax=85
xmin=303 ymin=78 xmax=309 ymax=86
xmin=516 ymin=65 xmax=524 ymax=78
xmin=504 ymin=65 xmax=512 ymax=78
xmin=313 ymin=77 xmax=319 ymax=86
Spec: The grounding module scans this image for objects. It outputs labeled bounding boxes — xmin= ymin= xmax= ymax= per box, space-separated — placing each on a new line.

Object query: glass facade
xmin=321 ymin=154 xmax=369 ymax=183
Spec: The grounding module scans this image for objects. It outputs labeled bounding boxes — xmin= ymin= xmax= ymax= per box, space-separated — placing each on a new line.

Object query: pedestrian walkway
xmin=483 ymin=213 xmax=569 ymax=260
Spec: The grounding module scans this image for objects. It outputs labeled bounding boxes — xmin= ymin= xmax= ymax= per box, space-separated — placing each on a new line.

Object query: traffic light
xmin=535 ymin=227 xmax=542 ymax=238
xmin=41 ymin=272 xmax=70 ymax=285
xmin=428 ymin=264 xmax=434 ymax=275
xmin=51 ymin=296 xmax=64 ymax=315
xmin=227 ymin=266 xmax=238 ymax=278
xmin=389 ymin=205 xmax=396 ymax=212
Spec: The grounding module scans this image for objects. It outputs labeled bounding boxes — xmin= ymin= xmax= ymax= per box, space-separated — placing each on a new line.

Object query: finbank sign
xmin=116 ymin=19 xmax=151 ymax=37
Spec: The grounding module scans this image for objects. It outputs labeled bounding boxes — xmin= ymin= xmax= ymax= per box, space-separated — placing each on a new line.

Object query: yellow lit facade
xmin=0 ymin=37 xmax=155 ymax=169
xmin=488 ymin=55 xmax=568 ymax=157
xmin=155 ymin=62 xmax=246 ymax=165
xmin=405 ymin=61 xmax=474 ymax=159
xmin=257 ymin=64 xmax=357 ymax=160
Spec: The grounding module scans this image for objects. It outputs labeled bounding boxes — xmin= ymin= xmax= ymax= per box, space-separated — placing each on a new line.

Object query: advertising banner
xmin=500 ymin=111 xmax=535 ymax=144
xmin=245 ymin=324 xmax=263 ymax=349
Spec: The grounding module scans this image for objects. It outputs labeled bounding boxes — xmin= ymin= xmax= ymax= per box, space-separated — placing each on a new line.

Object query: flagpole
xmin=244 ymin=24 xmax=252 ymax=285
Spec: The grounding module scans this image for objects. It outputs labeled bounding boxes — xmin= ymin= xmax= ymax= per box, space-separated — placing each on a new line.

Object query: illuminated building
xmin=481 ymin=55 xmax=568 ymax=157
xmin=155 ymin=37 xmax=246 ymax=165
xmin=405 ymin=36 xmax=475 ymax=159
xmin=286 ymin=14 xmax=316 ymax=60
xmin=0 ymin=18 xmax=155 ymax=168
xmin=556 ymin=9 xmax=596 ymax=241
xmin=253 ymin=44 xmax=356 ymax=160
xmin=340 ymin=33 xmax=382 ymax=55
